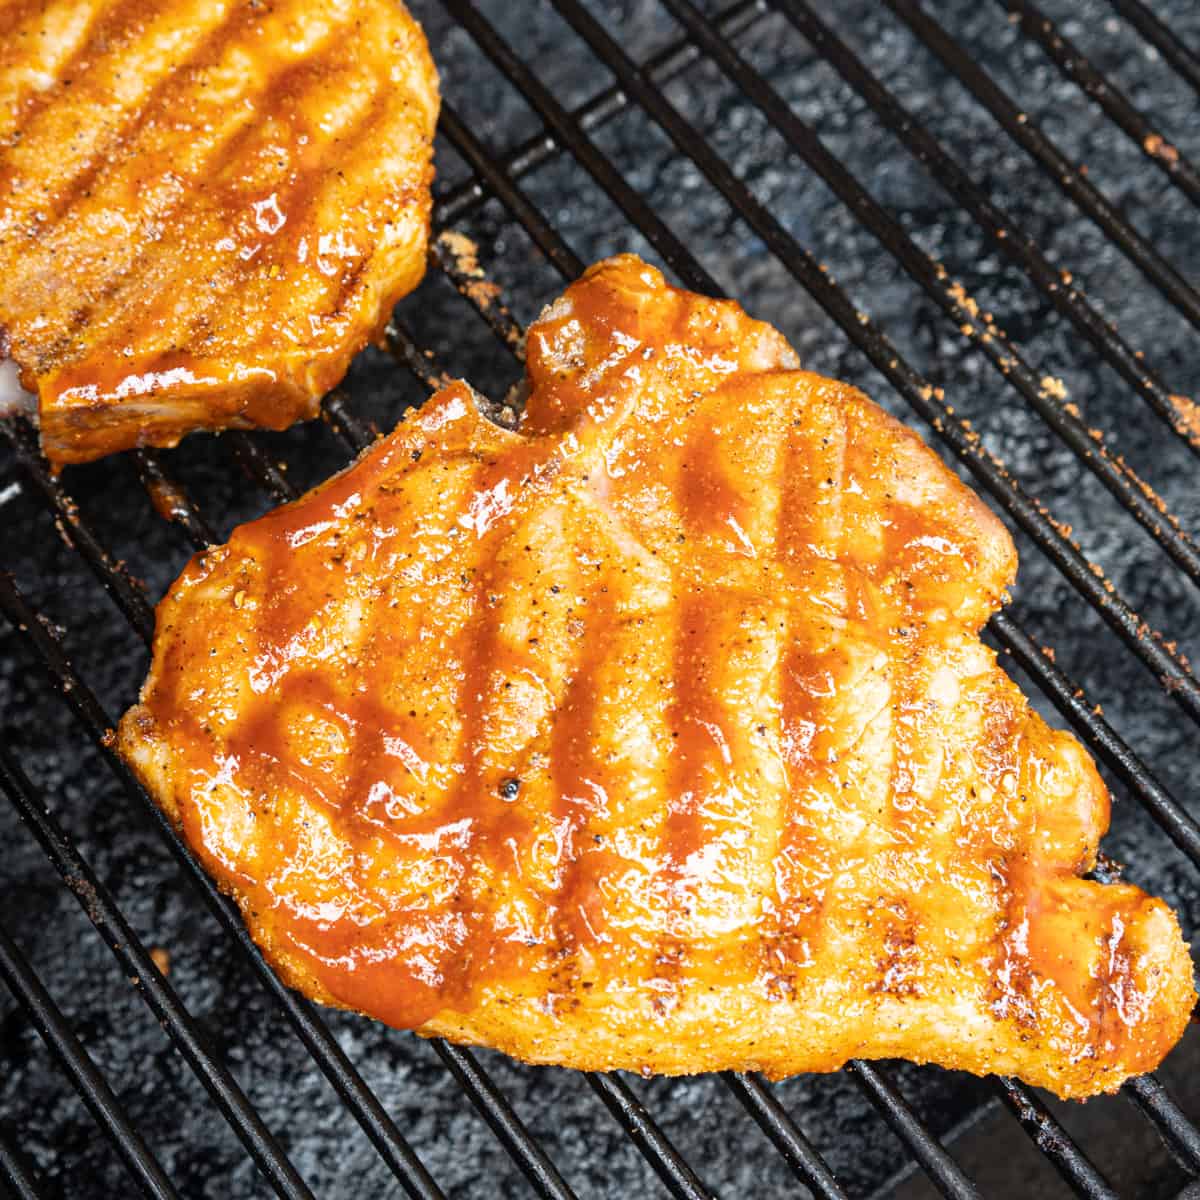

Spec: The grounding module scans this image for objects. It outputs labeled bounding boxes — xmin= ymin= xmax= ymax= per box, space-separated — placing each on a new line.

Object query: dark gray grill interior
xmin=2 ymin=1 xmax=1199 ymax=1197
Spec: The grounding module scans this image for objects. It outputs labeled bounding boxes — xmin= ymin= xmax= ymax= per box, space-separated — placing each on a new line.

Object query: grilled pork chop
xmin=0 ymin=0 xmax=438 ymax=465
xmin=119 ymin=255 xmax=1194 ymax=1098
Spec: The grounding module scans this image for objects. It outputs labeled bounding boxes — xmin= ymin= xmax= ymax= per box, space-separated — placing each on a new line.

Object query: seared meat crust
xmin=0 ymin=0 xmax=438 ymax=464
xmin=119 ymin=255 xmax=1195 ymax=1098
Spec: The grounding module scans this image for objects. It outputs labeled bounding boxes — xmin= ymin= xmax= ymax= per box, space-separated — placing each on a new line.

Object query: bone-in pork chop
xmin=0 ymin=0 xmax=438 ymax=464
xmin=118 ymin=255 xmax=1195 ymax=1098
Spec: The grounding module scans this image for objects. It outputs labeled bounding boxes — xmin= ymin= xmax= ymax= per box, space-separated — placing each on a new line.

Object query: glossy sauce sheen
xmin=118 ymin=255 xmax=1195 ymax=1098
xmin=0 ymin=0 xmax=438 ymax=464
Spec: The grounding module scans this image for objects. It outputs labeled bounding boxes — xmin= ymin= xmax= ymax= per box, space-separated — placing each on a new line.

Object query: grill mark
xmin=765 ymin=399 xmax=846 ymax=987
xmin=3 ymin=2 xmax=247 ymax=243
xmin=650 ymin=586 xmax=714 ymax=1013
xmin=428 ymin=438 xmax=567 ymax=1015
xmin=1093 ymin=897 xmax=1139 ymax=1061
xmin=0 ymin=0 xmax=135 ymax=142
xmin=678 ymin=418 xmax=747 ymax=551
xmin=18 ymin=10 xmax=363 ymax=378
xmin=170 ymin=82 xmax=401 ymax=366
xmin=546 ymin=585 xmax=613 ymax=994
xmin=0 ymin=0 xmax=232 ymax=229
xmin=644 ymin=302 xmax=740 ymax=1013
xmin=0 ymin=0 xmax=113 ymax=141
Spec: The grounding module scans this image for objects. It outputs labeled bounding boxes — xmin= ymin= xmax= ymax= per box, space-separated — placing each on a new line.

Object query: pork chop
xmin=0 ymin=0 xmax=438 ymax=464
xmin=118 ymin=254 xmax=1195 ymax=1098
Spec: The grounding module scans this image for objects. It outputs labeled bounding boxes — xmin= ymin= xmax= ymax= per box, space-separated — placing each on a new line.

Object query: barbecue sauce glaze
xmin=120 ymin=255 xmax=1194 ymax=1097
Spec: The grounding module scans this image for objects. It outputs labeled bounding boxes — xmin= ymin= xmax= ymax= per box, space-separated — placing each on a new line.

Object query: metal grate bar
xmin=660 ymin=0 xmax=1200 ymax=584
xmin=848 ymin=1062 xmax=983 ymax=1200
xmin=431 ymin=1043 xmax=579 ymax=1200
xmin=322 ymin=388 xmax=382 ymax=449
xmin=0 ymin=921 xmax=179 ymax=1200
xmin=2 ymin=420 xmax=155 ymax=641
xmin=227 ymin=430 xmax=298 ymax=506
xmin=438 ymin=101 xmax=584 ymax=280
xmin=721 ymin=1074 xmax=847 ymax=1200
xmin=439 ymin=0 xmax=719 ymax=297
xmin=990 ymin=611 xmax=1200 ymax=866
xmin=1110 ymin=0 xmax=1200 ymax=96
xmin=995 ymin=1079 xmax=1119 ymax=1199
xmin=774 ymin=0 xmax=1200 ymax=452
xmin=435 ymin=0 xmax=768 ymax=228
xmin=0 ymin=572 xmax=447 ymax=1200
xmin=1001 ymin=0 xmax=1200 ymax=205
xmin=586 ymin=1075 xmax=717 ymax=1200
xmin=1126 ymin=1074 xmax=1200 ymax=1176
xmin=884 ymin=0 xmax=1200 ymax=343
xmin=447 ymin=0 xmax=1200 ymax=731
xmin=131 ymin=450 xmax=216 ymax=550
xmin=0 ymin=733 xmax=316 ymax=1200
xmin=0 ymin=1126 xmax=44 ymax=1200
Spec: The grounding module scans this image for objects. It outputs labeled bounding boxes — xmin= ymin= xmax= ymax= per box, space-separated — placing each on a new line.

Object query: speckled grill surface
xmin=2 ymin=1 xmax=1199 ymax=1197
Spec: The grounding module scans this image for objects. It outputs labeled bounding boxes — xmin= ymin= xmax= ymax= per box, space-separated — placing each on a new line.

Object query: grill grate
xmin=2 ymin=2 xmax=1198 ymax=1197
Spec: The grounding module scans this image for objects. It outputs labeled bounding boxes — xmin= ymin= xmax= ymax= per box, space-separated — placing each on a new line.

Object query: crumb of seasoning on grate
xmin=1169 ymin=394 xmax=1200 ymax=442
xmin=438 ymin=229 xmax=482 ymax=276
xmin=437 ymin=229 xmax=503 ymax=310
xmin=1143 ymin=133 xmax=1180 ymax=164
xmin=1039 ymin=375 xmax=1068 ymax=401
xmin=149 ymin=947 xmax=171 ymax=976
